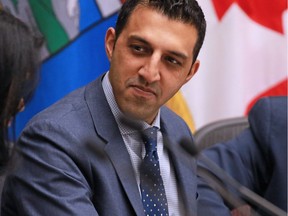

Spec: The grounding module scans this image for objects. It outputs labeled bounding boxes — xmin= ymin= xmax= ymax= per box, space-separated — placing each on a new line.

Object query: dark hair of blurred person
xmin=0 ymin=7 xmax=43 ymax=174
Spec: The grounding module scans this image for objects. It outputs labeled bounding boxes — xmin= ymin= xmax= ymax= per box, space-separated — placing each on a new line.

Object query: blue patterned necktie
xmin=140 ymin=127 xmax=169 ymax=216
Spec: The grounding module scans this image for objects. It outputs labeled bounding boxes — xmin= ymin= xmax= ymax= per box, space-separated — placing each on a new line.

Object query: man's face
xmin=105 ymin=6 xmax=200 ymax=124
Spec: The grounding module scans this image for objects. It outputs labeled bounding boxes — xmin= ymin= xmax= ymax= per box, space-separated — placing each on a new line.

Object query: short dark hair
xmin=115 ymin=0 xmax=206 ymax=63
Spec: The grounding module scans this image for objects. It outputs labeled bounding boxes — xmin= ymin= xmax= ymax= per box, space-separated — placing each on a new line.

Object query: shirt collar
xmin=102 ymin=72 xmax=161 ymax=135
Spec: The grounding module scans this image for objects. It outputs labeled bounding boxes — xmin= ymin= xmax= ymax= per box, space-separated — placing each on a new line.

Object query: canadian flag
xmin=174 ymin=0 xmax=287 ymax=130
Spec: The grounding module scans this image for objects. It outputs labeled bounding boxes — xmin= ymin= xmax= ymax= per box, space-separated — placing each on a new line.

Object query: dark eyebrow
xmin=168 ymin=50 xmax=188 ymax=60
xmin=128 ymin=35 xmax=150 ymax=45
xmin=128 ymin=35 xmax=188 ymax=60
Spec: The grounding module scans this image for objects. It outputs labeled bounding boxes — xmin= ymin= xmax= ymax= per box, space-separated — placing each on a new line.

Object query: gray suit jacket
xmin=1 ymin=74 xmax=197 ymax=216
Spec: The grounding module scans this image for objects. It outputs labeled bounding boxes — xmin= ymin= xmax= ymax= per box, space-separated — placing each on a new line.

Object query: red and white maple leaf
xmin=212 ymin=0 xmax=287 ymax=34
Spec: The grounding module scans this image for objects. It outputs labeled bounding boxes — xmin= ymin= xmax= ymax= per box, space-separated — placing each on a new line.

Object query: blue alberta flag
xmin=1 ymin=0 xmax=123 ymax=136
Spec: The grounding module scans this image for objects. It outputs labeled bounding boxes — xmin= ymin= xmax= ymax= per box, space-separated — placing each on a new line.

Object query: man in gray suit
xmin=1 ymin=0 xmax=206 ymax=215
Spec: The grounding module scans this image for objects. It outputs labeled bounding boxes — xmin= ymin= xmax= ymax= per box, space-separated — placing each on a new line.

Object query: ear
xmin=105 ymin=27 xmax=116 ymax=61
xmin=184 ymin=60 xmax=200 ymax=84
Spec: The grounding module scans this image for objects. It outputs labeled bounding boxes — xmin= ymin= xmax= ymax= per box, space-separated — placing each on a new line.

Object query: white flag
xmin=179 ymin=0 xmax=287 ymax=129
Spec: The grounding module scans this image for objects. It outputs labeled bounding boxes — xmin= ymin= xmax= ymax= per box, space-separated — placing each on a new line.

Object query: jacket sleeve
xmin=196 ymin=127 xmax=258 ymax=216
xmin=1 ymin=120 xmax=99 ymax=216
xmin=197 ymin=96 xmax=288 ymax=215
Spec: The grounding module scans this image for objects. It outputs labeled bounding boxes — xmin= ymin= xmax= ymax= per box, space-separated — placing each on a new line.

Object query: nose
xmin=138 ymin=55 xmax=160 ymax=83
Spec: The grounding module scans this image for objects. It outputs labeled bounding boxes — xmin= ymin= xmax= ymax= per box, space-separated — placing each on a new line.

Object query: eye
xmin=130 ymin=44 xmax=146 ymax=53
xmin=164 ymin=56 xmax=182 ymax=66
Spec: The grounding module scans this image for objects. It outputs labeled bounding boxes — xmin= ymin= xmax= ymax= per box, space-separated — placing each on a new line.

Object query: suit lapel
xmin=168 ymin=141 xmax=197 ymax=215
xmin=105 ymin=136 xmax=145 ymax=216
xmin=161 ymin=110 xmax=197 ymax=215
xmin=84 ymin=76 xmax=145 ymax=216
